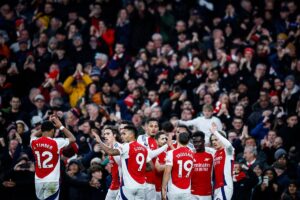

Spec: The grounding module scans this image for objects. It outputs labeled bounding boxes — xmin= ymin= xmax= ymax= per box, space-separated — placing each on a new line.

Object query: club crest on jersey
xmin=204 ymin=158 xmax=210 ymax=161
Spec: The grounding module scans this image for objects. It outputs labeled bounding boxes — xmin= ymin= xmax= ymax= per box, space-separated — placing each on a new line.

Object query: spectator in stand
xmin=281 ymin=75 xmax=300 ymax=115
xmin=243 ymin=146 xmax=268 ymax=170
xmin=253 ymin=168 xmax=280 ymax=200
xmin=278 ymin=113 xmax=299 ymax=151
xmin=232 ymin=162 xmax=258 ymax=200
xmin=63 ymin=64 xmax=92 ymax=107
xmin=281 ymin=180 xmax=300 ymax=200
xmin=179 ymin=104 xmax=222 ymax=144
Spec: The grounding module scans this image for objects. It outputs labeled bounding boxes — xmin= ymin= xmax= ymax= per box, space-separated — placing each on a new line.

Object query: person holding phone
xmin=252 ymin=168 xmax=280 ymax=200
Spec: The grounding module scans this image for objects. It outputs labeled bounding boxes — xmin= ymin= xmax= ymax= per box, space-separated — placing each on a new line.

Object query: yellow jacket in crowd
xmin=63 ymin=74 xmax=92 ymax=107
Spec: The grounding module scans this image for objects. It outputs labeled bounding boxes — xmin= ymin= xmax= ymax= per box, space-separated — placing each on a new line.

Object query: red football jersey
xmin=109 ymin=142 xmax=122 ymax=190
xmin=166 ymin=146 xmax=194 ymax=193
xmin=191 ymin=151 xmax=213 ymax=195
xmin=137 ymin=134 xmax=158 ymax=184
xmin=31 ymin=136 xmax=69 ymax=182
xmin=120 ymin=141 xmax=151 ymax=188
xmin=109 ymin=155 xmax=120 ymax=190
xmin=213 ymin=148 xmax=234 ymax=189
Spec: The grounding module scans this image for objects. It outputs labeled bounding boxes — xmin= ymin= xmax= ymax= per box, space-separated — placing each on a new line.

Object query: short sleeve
xmin=54 ymin=138 xmax=70 ymax=149
xmin=165 ymin=151 xmax=173 ymax=166
xmin=205 ymin=147 xmax=216 ymax=155
xmin=137 ymin=135 xmax=144 ymax=146
xmin=113 ymin=143 xmax=122 ymax=164
xmin=30 ymin=136 xmax=37 ymax=146
xmin=119 ymin=143 xmax=129 ymax=157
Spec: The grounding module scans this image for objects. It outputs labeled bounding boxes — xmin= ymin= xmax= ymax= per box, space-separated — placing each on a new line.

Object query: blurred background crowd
xmin=0 ymin=0 xmax=300 ymax=199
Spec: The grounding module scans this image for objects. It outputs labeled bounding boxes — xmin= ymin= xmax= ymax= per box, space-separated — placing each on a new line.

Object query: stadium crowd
xmin=0 ymin=0 xmax=300 ymax=199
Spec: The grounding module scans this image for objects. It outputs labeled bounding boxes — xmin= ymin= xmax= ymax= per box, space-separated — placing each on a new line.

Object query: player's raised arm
xmin=92 ymin=129 xmax=120 ymax=156
xmin=30 ymin=128 xmax=42 ymax=138
xmin=50 ymin=115 xmax=76 ymax=143
xmin=210 ymin=122 xmax=232 ymax=148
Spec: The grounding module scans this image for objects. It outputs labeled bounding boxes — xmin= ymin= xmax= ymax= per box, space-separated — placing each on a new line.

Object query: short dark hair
xmin=233 ymin=117 xmax=243 ymax=122
xmin=146 ymin=117 xmax=159 ymax=125
xmin=120 ymin=120 xmax=133 ymax=126
xmin=89 ymin=165 xmax=103 ymax=175
xmin=192 ymin=131 xmax=205 ymax=140
xmin=41 ymin=120 xmax=55 ymax=132
xmin=161 ymin=121 xmax=174 ymax=132
xmin=123 ymin=125 xmax=138 ymax=139
xmin=155 ymin=131 xmax=166 ymax=140
xmin=178 ymin=132 xmax=190 ymax=145
xmin=177 ymin=124 xmax=192 ymax=138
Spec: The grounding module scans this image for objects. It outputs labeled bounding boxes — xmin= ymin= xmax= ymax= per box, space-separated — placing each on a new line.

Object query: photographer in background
xmin=1 ymin=153 xmax=35 ymax=200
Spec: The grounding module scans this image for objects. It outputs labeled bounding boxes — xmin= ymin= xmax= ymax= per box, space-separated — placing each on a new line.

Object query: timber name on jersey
xmin=109 ymin=142 xmax=122 ymax=190
xmin=120 ymin=141 xmax=151 ymax=188
xmin=191 ymin=151 xmax=213 ymax=196
xmin=166 ymin=146 xmax=194 ymax=194
xmin=30 ymin=136 xmax=69 ymax=182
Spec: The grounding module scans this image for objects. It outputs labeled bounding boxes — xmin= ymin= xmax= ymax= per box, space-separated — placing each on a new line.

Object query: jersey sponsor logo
xmin=214 ymin=155 xmax=223 ymax=165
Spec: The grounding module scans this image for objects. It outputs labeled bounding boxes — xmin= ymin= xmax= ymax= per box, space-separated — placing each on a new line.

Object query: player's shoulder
xmin=52 ymin=137 xmax=65 ymax=141
xmin=167 ymin=149 xmax=175 ymax=156
xmin=137 ymin=134 xmax=147 ymax=141
xmin=113 ymin=142 xmax=122 ymax=148
xmin=137 ymin=134 xmax=148 ymax=145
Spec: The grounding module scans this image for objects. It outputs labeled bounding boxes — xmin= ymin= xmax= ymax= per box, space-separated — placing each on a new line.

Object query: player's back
xmin=166 ymin=146 xmax=194 ymax=194
xmin=191 ymin=151 xmax=213 ymax=196
xmin=31 ymin=136 xmax=61 ymax=182
xmin=121 ymin=141 xmax=149 ymax=188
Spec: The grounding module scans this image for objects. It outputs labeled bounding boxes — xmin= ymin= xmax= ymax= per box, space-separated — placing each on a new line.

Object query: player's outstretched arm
xmin=51 ymin=115 xmax=76 ymax=143
xmin=148 ymin=144 xmax=168 ymax=159
xmin=92 ymin=130 xmax=120 ymax=156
